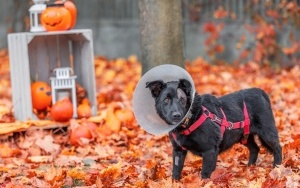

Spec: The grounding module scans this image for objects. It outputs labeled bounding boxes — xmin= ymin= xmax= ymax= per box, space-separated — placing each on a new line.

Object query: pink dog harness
xmin=171 ymin=102 xmax=250 ymax=150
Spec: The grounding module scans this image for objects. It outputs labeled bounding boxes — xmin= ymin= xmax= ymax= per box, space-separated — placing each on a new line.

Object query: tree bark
xmin=139 ymin=0 xmax=185 ymax=74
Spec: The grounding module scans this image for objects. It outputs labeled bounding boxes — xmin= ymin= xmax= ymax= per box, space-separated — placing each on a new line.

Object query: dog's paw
xmin=200 ymin=177 xmax=213 ymax=187
xmin=172 ymin=178 xmax=181 ymax=184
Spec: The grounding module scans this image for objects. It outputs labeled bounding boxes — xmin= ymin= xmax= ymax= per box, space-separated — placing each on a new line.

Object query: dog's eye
xmin=164 ymin=97 xmax=171 ymax=104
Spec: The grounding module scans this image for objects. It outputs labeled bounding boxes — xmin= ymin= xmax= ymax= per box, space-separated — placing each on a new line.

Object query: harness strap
xmin=182 ymin=106 xmax=209 ymax=135
xmin=220 ymin=108 xmax=227 ymax=136
xmin=179 ymin=102 xmax=250 ymax=144
xmin=171 ymin=132 xmax=187 ymax=150
xmin=241 ymin=102 xmax=250 ymax=144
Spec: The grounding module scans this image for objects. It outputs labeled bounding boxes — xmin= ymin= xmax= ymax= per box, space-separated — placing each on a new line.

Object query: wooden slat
xmin=58 ymin=35 xmax=71 ymax=67
xmin=0 ymin=120 xmax=68 ymax=135
xmin=0 ymin=114 xmax=106 ymax=135
xmin=79 ymin=30 xmax=97 ymax=116
xmin=47 ymin=35 xmax=60 ymax=72
xmin=37 ymin=36 xmax=50 ymax=82
xmin=8 ymin=33 xmax=33 ymax=121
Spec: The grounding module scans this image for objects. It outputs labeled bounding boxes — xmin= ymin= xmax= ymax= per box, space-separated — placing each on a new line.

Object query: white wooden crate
xmin=8 ymin=29 xmax=97 ymax=121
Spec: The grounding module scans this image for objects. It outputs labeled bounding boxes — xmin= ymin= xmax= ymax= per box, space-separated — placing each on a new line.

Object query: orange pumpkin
xmin=81 ymin=119 xmax=97 ymax=132
xmin=31 ymin=81 xmax=52 ymax=110
xmin=70 ymin=124 xmax=92 ymax=146
xmin=55 ymin=0 xmax=77 ymax=29
xmin=115 ymin=108 xmax=135 ymax=123
xmin=51 ymin=97 xmax=73 ymax=122
xmin=77 ymin=103 xmax=92 ymax=119
xmin=41 ymin=4 xmax=72 ymax=31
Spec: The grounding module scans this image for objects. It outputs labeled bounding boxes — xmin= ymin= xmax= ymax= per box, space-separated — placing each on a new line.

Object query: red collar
xmin=172 ymin=102 xmax=250 ymax=145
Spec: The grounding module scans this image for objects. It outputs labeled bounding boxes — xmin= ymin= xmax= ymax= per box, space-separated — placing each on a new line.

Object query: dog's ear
xmin=178 ymin=79 xmax=191 ymax=95
xmin=146 ymin=80 xmax=165 ymax=98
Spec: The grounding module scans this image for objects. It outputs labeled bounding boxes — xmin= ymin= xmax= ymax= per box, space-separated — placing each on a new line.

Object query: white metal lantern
xmin=50 ymin=67 xmax=78 ymax=118
xmin=29 ymin=0 xmax=48 ymax=32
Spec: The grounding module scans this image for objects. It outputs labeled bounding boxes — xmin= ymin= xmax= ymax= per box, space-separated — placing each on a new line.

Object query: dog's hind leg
xmin=245 ymin=134 xmax=260 ymax=165
xmin=255 ymin=93 xmax=282 ymax=166
xmin=255 ymin=120 xmax=282 ymax=167
xmin=258 ymin=134 xmax=282 ymax=167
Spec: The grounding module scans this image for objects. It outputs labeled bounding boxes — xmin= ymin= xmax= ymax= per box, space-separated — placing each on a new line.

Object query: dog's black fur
xmin=146 ymin=79 xmax=282 ymax=180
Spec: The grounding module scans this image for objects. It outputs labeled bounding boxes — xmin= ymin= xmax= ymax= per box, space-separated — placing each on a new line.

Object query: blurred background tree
xmin=139 ymin=0 xmax=184 ymax=73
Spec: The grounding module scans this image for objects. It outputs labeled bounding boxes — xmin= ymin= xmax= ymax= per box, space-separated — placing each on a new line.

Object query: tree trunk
xmin=139 ymin=0 xmax=185 ymax=74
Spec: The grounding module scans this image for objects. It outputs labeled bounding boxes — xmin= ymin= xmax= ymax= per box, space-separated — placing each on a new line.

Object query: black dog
xmin=146 ymin=79 xmax=282 ymax=180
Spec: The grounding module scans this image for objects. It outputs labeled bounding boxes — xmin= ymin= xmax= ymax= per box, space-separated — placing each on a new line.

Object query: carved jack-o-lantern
xmin=55 ymin=0 xmax=77 ymax=29
xmin=40 ymin=4 xmax=72 ymax=31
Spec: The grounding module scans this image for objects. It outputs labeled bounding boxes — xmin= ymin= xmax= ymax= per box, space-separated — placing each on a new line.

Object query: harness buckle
xmin=183 ymin=117 xmax=190 ymax=127
xmin=227 ymin=122 xmax=234 ymax=130
xmin=203 ymin=109 xmax=210 ymax=117
xmin=212 ymin=114 xmax=222 ymax=124
xmin=181 ymin=111 xmax=192 ymax=128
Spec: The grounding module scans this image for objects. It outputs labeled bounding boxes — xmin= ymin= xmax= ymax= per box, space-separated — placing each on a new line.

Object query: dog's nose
xmin=172 ymin=112 xmax=181 ymax=119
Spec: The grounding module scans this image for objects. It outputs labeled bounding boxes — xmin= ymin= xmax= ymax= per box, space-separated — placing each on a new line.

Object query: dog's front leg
xmin=201 ymin=149 xmax=218 ymax=179
xmin=172 ymin=147 xmax=187 ymax=180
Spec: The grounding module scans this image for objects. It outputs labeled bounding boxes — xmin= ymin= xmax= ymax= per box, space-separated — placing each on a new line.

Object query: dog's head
xmin=146 ymin=79 xmax=192 ymax=125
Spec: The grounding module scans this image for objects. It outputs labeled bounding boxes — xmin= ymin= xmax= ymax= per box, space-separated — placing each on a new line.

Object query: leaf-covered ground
xmin=0 ymin=50 xmax=299 ymax=187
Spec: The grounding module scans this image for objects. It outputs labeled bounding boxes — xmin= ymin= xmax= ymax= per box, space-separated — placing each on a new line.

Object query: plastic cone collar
xmin=132 ymin=64 xmax=195 ymax=136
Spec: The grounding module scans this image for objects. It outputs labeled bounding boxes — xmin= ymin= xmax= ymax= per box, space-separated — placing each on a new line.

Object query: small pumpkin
xmin=51 ymin=97 xmax=73 ymax=122
xmin=31 ymin=81 xmax=52 ymax=110
xmin=41 ymin=4 xmax=72 ymax=31
xmin=55 ymin=0 xmax=77 ymax=29
xmin=77 ymin=103 xmax=92 ymax=119
xmin=82 ymin=119 xmax=98 ymax=132
xmin=115 ymin=108 xmax=134 ymax=123
xmin=70 ymin=124 xmax=92 ymax=146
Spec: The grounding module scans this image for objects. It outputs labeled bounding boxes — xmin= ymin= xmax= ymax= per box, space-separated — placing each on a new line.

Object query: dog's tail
xmin=260 ymin=89 xmax=272 ymax=107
